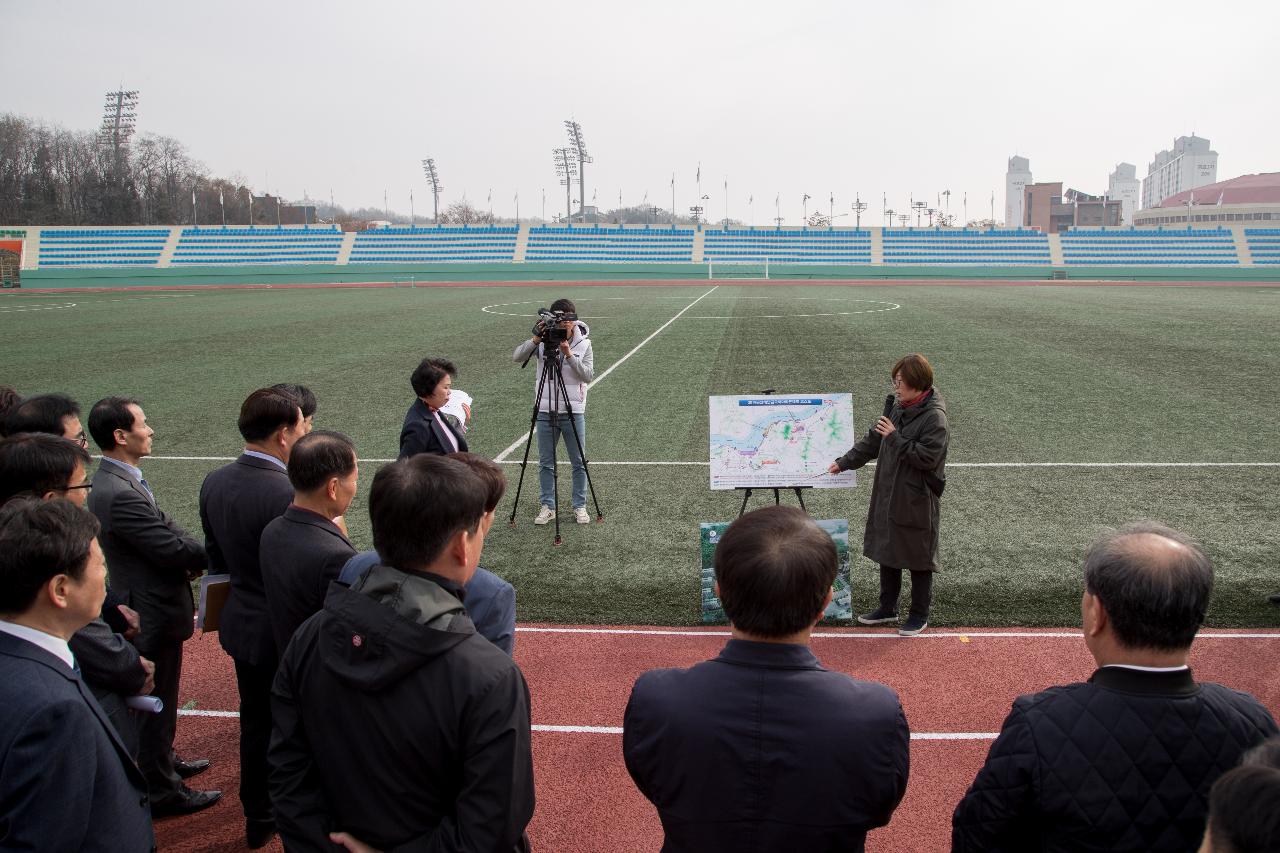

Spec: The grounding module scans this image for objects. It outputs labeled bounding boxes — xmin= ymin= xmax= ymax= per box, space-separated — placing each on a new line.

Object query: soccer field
xmin=5 ymin=282 xmax=1278 ymax=627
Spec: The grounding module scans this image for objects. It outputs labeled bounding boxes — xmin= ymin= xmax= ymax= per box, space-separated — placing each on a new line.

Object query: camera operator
xmin=512 ymin=298 xmax=594 ymax=525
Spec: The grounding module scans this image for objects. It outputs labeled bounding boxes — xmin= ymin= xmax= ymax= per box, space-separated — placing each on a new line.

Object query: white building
xmin=1141 ymin=135 xmax=1217 ymax=209
xmin=1107 ymin=163 xmax=1141 ymax=226
xmin=1005 ymin=156 xmax=1032 ymax=227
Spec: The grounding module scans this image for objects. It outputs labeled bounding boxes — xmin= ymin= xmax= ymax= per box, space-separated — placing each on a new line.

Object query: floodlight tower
xmin=564 ymin=120 xmax=592 ymax=221
xmin=852 ymin=195 xmax=868 ymax=228
xmin=98 ymin=89 xmax=139 ymax=177
xmin=911 ymin=200 xmax=927 ymax=227
xmin=553 ymin=147 xmax=578 ymax=223
xmin=421 ymin=158 xmax=442 ymax=224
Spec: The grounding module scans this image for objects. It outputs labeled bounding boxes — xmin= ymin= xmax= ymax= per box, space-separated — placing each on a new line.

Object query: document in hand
xmin=198 ymin=574 xmax=231 ymax=632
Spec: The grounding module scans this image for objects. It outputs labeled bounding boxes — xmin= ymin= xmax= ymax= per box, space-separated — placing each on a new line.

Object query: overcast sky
xmin=5 ymin=0 xmax=1277 ymax=223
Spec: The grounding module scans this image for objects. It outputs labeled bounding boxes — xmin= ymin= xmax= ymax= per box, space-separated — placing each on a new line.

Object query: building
xmin=1141 ymin=135 xmax=1217 ymax=209
xmin=1064 ymin=190 xmax=1123 ymax=228
xmin=1132 ymin=172 xmax=1280 ymax=227
xmin=1023 ymin=184 xmax=1122 ymax=233
xmin=1108 ymin=164 xmax=1141 ymax=225
xmin=1005 ymin=156 xmax=1032 ymax=227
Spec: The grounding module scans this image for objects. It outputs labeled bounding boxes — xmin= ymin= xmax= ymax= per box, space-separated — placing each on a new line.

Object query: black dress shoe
xmin=246 ymin=818 xmax=277 ymax=849
xmin=173 ymin=757 xmax=211 ymax=779
xmin=150 ymin=785 xmax=222 ymax=817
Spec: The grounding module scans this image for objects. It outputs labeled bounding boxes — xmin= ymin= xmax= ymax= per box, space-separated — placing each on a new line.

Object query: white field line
xmin=138 ymin=456 xmax=1280 ymax=467
xmin=171 ymin=709 xmax=999 ymax=740
xmin=492 ymin=286 xmax=721 ymax=462
xmin=515 ymin=626 xmax=1280 ymax=640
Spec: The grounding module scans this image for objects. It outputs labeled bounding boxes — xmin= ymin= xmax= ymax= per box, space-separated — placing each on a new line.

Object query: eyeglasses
xmin=72 ymin=432 xmax=89 ymax=448
xmin=62 ymin=482 xmax=93 ymax=492
xmin=890 ymin=377 xmax=905 ymax=387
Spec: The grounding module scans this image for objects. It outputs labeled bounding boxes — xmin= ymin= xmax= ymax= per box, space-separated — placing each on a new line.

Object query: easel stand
xmin=508 ymin=347 xmax=604 ymax=544
xmin=737 ymin=486 xmax=812 ymax=517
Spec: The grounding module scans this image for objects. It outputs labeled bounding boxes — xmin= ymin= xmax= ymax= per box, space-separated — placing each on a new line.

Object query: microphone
xmin=883 ymin=393 xmax=895 ymax=419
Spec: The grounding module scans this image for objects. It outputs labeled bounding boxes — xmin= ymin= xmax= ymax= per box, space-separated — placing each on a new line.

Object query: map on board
xmin=700 ymin=519 xmax=853 ymax=623
xmin=709 ymin=394 xmax=858 ymax=490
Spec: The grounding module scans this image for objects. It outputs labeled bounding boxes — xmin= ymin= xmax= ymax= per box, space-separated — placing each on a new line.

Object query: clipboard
xmin=197 ymin=574 xmax=231 ymax=632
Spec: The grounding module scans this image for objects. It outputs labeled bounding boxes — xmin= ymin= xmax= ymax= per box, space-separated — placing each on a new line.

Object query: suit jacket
xmin=199 ymin=453 xmax=294 ymax=666
xmin=68 ymin=616 xmax=148 ymax=757
xmin=952 ymin=666 xmax=1280 ymax=853
xmin=399 ymin=398 xmax=468 ymax=459
xmin=260 ymin=505 xmax=357 ymax=656
xmin=88 ymin=459 xmax=207 ymax=655
xmin=338 ymin=551 xmax=516 ymax=655
xmin=0 ymin=631 xmax=155 ymax=852
xmin=623 ymin=639 xmax=910 ymax=853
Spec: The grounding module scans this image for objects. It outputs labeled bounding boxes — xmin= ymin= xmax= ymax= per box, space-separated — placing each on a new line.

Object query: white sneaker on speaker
xmin=533 ymin=506 xmax=555 ymax=525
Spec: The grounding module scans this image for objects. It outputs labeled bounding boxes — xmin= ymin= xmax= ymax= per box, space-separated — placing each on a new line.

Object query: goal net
xmin=707 ymin=258 xmax=769 ymax=280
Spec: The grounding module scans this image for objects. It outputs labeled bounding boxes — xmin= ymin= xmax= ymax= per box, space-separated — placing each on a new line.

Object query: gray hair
xmin=1082 ymin=521 xmax=1213 ymax=651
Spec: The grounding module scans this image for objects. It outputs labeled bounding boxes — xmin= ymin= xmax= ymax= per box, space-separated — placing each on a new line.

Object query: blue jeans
xmin=537 ymin=411 xmax=586 ymax=509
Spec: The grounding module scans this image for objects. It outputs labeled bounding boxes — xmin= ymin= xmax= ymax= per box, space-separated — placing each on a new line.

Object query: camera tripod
xmin=508 ymin=346 xmax=603 ymax=544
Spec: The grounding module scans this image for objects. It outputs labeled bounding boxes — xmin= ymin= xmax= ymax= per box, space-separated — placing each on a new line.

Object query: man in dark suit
xmin=399 ymin=357 xmax=467 ymax=458
xmin=199 ymin=388 xmax=306 ymax=848
xmin=953 ymin=522 xmax=1280 ymax=853
xmin=623 ymin=506 xmax=911 ymax=852
xmin=0 ymin=498 xmax=155 ymax=852
xmin=87 ymin=396 xmax=219 ymax=815
xmin=260 ymin=430 xmax=358 ymax=656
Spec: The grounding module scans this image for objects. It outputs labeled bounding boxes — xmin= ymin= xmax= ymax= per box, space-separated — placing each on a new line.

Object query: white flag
xmin=219 ymin=189 xmax=224 ymax=205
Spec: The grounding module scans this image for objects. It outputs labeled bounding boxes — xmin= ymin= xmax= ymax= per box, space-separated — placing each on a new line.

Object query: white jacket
xmin=511 ymin=321 xmax=594 ymax=414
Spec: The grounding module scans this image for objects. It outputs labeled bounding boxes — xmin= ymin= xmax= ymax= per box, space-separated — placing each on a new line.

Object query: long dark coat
xmin=835 ymin=389 xmax=949 ymax=571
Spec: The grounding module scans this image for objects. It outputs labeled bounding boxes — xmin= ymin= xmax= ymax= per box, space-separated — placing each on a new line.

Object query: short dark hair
xmin=1242 ymin=736 xmax=1280 ymax=770
xmin=0 ymin=434 xmax=92 ymax=504
xmin=237 ymin=388 xmax=302 ymax=442
xmin=714 ymin=506 xmax=837 ymax=638
xmin=5 ymin=393 xmax=80 ymax=438
xmin=448 ymin=452 xmax=506 ymax=513
xmin=410 ymin=358 xmax=457 ymax=398
xmin=0 ymin=498 xmax=101 ymax=615
xmin=288 ymin=430 xmax=356 ymax=492
xmin=271 ymin=383 xmax=317 ymax=419
xmin=369 ymin=455 xmax=488 ymax=571
xmin=1206 ymin=762 xmax=1280 ymax=853
xmin=892 ymin=353 xmax=934 ymax=391
xmin=550 ymin=298 xmax=577 ymax=314
xmin=0 ymin=387 xmax=21 ymax=433
xmin=88 ymin=396 xmax=142 ymax=451
xmin=1083 ymin=521 xmax=1213 ymax=651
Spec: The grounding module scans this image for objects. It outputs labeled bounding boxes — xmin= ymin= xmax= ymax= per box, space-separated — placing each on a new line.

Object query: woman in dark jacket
xmin=828 ymin=353 xmax=949 ymax=636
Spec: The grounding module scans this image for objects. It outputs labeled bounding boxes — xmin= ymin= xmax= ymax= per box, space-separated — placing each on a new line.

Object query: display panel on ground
xmin=709 ymin=393 xmax=858 ymax=489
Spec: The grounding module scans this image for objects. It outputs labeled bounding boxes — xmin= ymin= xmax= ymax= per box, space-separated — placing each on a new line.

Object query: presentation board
xmin=709 ymin=394 xmax=858 ymax=490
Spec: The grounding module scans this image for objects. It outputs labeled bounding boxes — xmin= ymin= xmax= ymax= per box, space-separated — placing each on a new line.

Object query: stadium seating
xmin=704 ymin=228 xmax=871 ymax=264
xmin=1061 ymin=228 xmax=1239 ymax=265
xmin=882 ymin=229 xmax=1050 ymax=265
xmin=171 ymin=226 xmax=343 ymax=265
xmin=350 ymin=225 xmax=518 ymax=263
xmin=38 ymin=229 xmax=169 ymax=267
xmin=1245 ymin=228 xmax=1280 ymax=264
xmin=525 ymin=225 xmax=694 ymax=262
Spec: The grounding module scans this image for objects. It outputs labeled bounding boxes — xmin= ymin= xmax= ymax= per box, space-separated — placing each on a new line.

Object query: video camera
xmin=532 ymin=308 xmax=579 ymax=349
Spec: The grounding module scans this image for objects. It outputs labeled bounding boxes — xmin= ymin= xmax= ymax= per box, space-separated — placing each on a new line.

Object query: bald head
xmin=1083 ymin=521 xmax=1213 ymax=652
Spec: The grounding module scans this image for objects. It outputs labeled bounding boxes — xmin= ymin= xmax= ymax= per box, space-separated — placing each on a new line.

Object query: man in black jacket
xmin=624 ymin=506 xmax=910 ymax=852
xmin=269 ymin=454 xmax=534 ymax=852
xmin=88 ymin=396 xmax=219 ymax=816
xmin=199 ymin=388 xmax=306 ymax=848
xmin=952 ymin=521 xmax=1279 ymax=853
xmin=260 ymin=430 xmax=357 ymax=656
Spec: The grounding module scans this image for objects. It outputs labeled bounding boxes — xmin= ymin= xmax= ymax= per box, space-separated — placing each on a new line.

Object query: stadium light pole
xmin=421 ymin=158 xmax=442 ymax=224
xmin=98 ymin=89 xmax=139 ymax=179
xmin=898 ymin=213 xmax=911 ymax=228
xmin=565 ymin=120 xmax=592 ymax=222
xmin=885 ymin=207 xmax=895 ymax=227
xmin=553 ymin=147 xmax=578 ymax=224
xmin=802 ymin=194 xmax=811 ymax=226
xmin=829 ymin=193 xmax=835 ymax=230
xmin=912 ymin=200 xmax=927 ymax=227
xmin=410 ymin=189 xmax=415 ymax=228
xmin=852 ymin=195 xmax=868 ymax=228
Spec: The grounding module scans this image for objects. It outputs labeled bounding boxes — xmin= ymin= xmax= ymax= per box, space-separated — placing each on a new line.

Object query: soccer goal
xmin=707 ymin=258 xmax=769 ymax=280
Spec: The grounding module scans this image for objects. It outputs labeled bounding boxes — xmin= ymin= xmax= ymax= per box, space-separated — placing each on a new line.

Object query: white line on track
xmin=515 ymin=626 xmax=1279 ymax=639
xmin=171 ymin=710 xmax=1000 ymax=740
xmin=492 ymin=286 xmax=721 ymax=462
xmin=138 ymin=456 xmax=1280 ymax=467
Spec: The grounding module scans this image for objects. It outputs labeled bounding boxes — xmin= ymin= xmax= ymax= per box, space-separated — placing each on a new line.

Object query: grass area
xmin=5 ymin=283 xmax=1279 ymax=627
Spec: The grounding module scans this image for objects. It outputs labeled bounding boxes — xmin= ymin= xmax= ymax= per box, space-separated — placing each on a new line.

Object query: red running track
xmin=159 ymin=626 xmax=1280 ymax=852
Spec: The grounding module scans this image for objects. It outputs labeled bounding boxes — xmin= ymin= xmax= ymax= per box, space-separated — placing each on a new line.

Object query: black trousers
xmin=233 ymin=657 xmax=277 ymax=822
xmin=138 ymin=639 xmax=184 ymax=800
xmin=879 ymin=565 xmax=934 ymax=620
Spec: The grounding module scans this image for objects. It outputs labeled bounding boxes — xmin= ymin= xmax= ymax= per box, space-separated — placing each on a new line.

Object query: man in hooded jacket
xmin=268 ymin=454 xmax=534 ymax=853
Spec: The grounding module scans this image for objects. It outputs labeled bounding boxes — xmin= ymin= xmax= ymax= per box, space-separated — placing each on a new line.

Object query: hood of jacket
xmin=317 ymin=564 xmax=475 ymax=691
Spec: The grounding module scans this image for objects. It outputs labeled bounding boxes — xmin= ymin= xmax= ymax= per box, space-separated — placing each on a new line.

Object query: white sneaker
xmin=574 ymin=507 xmax=591 ymax=524
xmin=533 ymin=506 xmax=555 ymax=525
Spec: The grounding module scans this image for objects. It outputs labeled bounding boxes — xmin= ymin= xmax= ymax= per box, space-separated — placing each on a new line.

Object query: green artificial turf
xmin=6 ymin=283 xmax=1278 ymax=627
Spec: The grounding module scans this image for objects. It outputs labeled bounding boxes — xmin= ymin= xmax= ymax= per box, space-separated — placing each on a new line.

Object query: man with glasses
xmin=0 ymin=432 xmax=154 ymax=755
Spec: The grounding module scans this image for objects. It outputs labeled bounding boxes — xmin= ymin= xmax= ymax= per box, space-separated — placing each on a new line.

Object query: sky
xmin=5 ymin=0 xmax=1277 ymax=224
